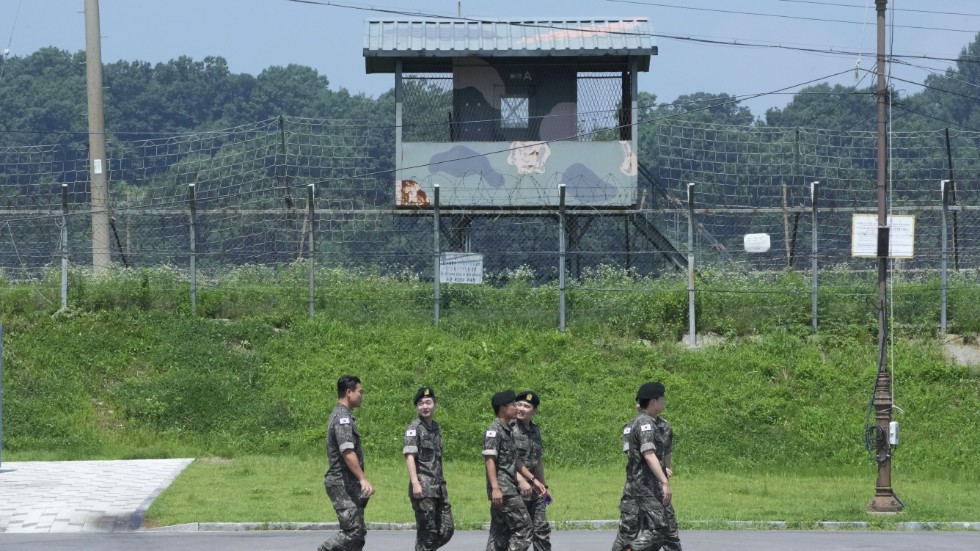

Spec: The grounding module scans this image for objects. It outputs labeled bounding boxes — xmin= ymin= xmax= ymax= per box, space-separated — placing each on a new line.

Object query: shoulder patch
xmin=640 ymin=423 xmax=652 ymax=432
xmin=623 ymin=427 xmax=632 ymax=434
xmin=486 ymin=430 xmax=497 ymax=438
xmin=339 ymin=417 xmax=351 ymax=425
xmin=406 ymin=429 xmax=417 ymax=437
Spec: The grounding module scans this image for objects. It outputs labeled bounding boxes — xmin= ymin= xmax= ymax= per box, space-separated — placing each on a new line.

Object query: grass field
xmin=142 ymin=456 xmax=980 ymax=528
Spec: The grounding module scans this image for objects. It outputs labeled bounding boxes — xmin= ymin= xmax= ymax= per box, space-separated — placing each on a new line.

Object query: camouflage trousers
xmin=486 ymin=495 xmax=533 ymax=551
xmin=317 ymin=505 xmax=367 ymax=551
xmin=610 ymin=494 xmax=681 ymax=551
xmin=319 ymin=482 xmax=369 ymax=551
xmin=411 ymin=496 xmax=455 ymax=551
xmin=524 ymin=494 xmax=552 ymax=551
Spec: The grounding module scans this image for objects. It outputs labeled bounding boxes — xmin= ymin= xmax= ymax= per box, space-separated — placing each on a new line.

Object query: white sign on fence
xmin=440 ymin=252 xmax=484 ymax=284
xmin=851 ymin=214 xmax=915 ymax=258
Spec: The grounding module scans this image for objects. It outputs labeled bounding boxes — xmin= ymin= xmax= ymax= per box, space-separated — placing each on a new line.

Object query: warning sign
xmin=440 ymin=253 xmax=484 ymax=284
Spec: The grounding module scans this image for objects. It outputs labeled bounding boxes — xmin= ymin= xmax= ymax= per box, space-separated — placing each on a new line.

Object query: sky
xmin=1 ymin=0 xmax=978 ymax=118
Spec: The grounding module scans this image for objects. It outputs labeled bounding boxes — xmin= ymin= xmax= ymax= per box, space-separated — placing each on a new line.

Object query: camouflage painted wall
xmin=398 ymin=140 xmax=638 ymax=207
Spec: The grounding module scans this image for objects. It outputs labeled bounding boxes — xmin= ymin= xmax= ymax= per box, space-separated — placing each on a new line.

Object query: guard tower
xmin=364 ymin=18 xmax=685 ymax=272
xmin=365 ymin=18 xmax=656 ymax=208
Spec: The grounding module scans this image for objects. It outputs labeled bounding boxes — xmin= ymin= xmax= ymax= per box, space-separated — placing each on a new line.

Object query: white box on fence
xmin=439 ymin=252 xmax=484 ymax=284
xmin=744 ymin=233 xmax=771 ymax=253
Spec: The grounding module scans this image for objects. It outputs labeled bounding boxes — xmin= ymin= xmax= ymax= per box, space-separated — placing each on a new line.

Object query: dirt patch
xmin=942 ymin=335 xmax=980 ymax=367
xmin=197 ymin=456 xmax=233 ymax=465
xmin=681 ymin=333 xmax=725 ymax=348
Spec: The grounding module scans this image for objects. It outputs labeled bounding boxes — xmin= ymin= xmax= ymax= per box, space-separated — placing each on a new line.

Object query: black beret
xmin=516 ymin=390 xmax=540 ymax=407
xmin=414 ymin=386 xmax=436 ymax=404
xmin=491 ymin=389 xmax=517 ymax=408
xmin=636 ymin=382 xmax=666 ymax=400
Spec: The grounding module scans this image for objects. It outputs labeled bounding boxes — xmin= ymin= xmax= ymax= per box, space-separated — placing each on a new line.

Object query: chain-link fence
xmin=1 ymin=117 xmax=978 ymax=333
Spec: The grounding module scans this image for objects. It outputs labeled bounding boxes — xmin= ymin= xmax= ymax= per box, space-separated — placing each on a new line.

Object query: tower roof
xmin=364 ymin=18 xmax=657 ymax=73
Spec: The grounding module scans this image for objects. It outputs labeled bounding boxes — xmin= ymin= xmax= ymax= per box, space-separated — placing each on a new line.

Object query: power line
xmin=653 ymin=32 xmax=979 ymax=65
xmin=888 ymin=74 xmax=980 ymax=103
xmin=606 ymin=0 xmax=980 ymax=34
xmin=890 ymin=102 xmax=980 ymax=133
xmin=891 ymin=59 xmax=980 ymax=90
xmin=0 ymin=0 xmax=24 ymax=82
xmin=768 ymin=0 xmax=980 ymax=18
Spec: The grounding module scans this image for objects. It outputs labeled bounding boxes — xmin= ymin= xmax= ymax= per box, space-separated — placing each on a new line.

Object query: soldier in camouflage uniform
xmin=651 ymin=408 xmax=681 ymax=551
xmin=403 ymin=386 xmax=455 ymax=551
xmin=318 ymin=375 xmax=374 ymax=551
xmin=611 ymin=382 xmax=679 ymax=551
xmin=514 ymin=390 xmax=552 ymax=551
xmin=483 ymin=389 xmax=547 ymax=551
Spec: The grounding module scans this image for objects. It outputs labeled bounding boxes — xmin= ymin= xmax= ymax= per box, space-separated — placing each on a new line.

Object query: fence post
xmin=944 ymin=128 xmax=960 ymax=271
xmin=784 ymin=127 xmax=801 ymax=268
xmin=308 ymin=184 xmax=316 ymax=320
xmin=188 ymin=183 xmax=197 ymax=316
xmin=61 ymin=184 xmax=69 ymax=310
xmin=687 ymin=183 xmax=697 ymax=347
xmin=941 ymin=180 xmax=949 ymax=334
xmin=433 ymin=184 xmax=441 ymax=325
xmin=558 ymin=184 xmax=567 ymax=332
xmin=0 ymin=323 xmax=4 ymax=469
xmin=811 ymin=181 xmax=819 ymax=332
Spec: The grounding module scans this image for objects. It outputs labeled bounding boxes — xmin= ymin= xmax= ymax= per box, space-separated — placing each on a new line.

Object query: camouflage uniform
xmin=404 ymin=416 xmax=455 ymax=550
xmin=483 ymin=417 xmax=533 ymax=551
xmin=319 ymin=404 xmax=368 ymax=551
xmin=514 ymin=420 xmax=551 ymax=551
xmin=650 ymin=416 xmax=681 ymax=551
xmin=611 ymin=411 xmax=672 ymax=551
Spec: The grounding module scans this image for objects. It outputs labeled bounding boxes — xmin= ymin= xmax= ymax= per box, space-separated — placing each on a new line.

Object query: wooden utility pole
xmin=868 ymin=0 xmax=903 ymax=514
xmin=85 ymin=0 xmax=111 ymax=271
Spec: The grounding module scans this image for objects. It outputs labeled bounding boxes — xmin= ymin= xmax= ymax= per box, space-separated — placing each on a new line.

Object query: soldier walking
xmin=318 ymin=375 xmax=374 ymax=551
xmin=483 ymin=389 xmax=547 ymax=551
xmin=611 ymin=382 xmax=680 ymax=551
xmin=514 ymin=390 xmax=552 ymax=551
xmin=403 ymin=386 xmax=455 ymax=550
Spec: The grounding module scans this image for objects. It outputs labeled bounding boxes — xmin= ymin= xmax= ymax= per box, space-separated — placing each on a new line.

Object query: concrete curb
xmin=151 ymin=520 xmax=980 ymax=532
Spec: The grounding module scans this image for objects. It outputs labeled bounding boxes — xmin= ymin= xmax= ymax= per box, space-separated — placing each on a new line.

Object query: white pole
xmin=558 ymin=185 xmax=567 ymax=332
xmin=940 ymin=180 xmax=949 ymax=334
xmin=687 ymin=183 xmax=696 ymax=347
xmin=811 ymin=181 xmax=820 ymax=332
xmin=62 ymin=184 xmax=70 ymax=310
xmin=433 ymin=185 xmax=441 ymax=324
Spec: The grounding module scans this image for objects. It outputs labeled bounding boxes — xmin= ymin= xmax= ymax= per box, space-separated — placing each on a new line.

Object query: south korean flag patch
xmin=486 ymin=430 xmax=497 ymax=438
xmin=623 ymin=427 xmax=632 ymax=435
xmin=339 ymin=417 xmax=351 ymax=425
xmin=406 ymin=429 xmax=417 ymax=437
xmin=640 ymin=423 xmax=652 ymax=432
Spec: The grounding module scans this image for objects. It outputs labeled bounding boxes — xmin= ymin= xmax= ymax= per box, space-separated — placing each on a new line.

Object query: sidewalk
xmin=0 ymin=459 xmax=193 ymax=533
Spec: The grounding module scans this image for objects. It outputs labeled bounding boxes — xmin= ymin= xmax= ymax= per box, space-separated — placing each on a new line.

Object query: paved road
xmin=1 ymin=530 xmax=978 ymax=551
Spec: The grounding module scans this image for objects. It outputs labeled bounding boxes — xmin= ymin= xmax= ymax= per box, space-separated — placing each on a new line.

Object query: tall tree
xmin=0 ymin=47 xmax=87 ymax=146
xmin=764 ymin=83 xmax=875 ymax=130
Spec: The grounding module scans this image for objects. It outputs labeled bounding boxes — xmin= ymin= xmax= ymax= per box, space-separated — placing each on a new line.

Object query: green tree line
xmin=2 ymin=35 xmax=980 ymax=276
xmin=4 ymin=34 xmax=980 ymax=148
